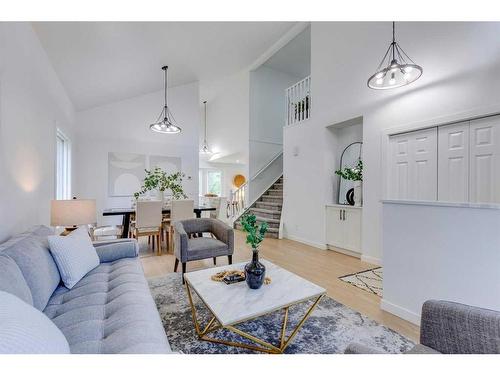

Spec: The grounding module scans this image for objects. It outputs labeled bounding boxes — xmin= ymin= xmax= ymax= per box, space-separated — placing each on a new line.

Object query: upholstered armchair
xmin=345 ymin=300 xmax=500 ymax=354
xmin=173 ymin=218 xmax=234 ymax=283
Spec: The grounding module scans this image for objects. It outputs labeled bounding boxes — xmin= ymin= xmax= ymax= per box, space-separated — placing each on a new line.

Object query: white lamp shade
xmin=50 ymin=199 xmax=96 ymax=227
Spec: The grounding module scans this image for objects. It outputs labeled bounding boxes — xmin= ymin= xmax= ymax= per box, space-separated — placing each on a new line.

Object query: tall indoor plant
xmin=240 ymin=214 xmax=268 ymax=289
xmin=335 ymin=159 xmax=363 ymax=206
xmin=134 ymin=167 xmax=187 ymax=201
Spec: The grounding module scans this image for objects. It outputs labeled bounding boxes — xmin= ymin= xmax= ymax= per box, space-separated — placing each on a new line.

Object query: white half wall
xmin=74 ymin=82 xmax=200 ymax=226
xmin=0 ymin=23 xmax=76 ymax=242
xmin=382 ymin=201 xmax=500 ymax=324
xmin=283 ymin=22 xmax=500 ymax=262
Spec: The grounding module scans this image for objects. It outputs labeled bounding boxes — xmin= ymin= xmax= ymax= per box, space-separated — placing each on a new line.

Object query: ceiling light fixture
xmin=367 ymin=22 xmax=423 ymax=90
xmin=150 ymin=66 xmax=181 ymax=134
xmin=199 ymin=100 xmax=213 ymax=155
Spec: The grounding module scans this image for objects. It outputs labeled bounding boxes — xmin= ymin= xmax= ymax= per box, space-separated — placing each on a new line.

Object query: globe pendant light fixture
xmin=200 ymin=100 xmax=213 ymax=155
xmin=150 ymin=66 xmax=181 ymax=134
xmin=367 ymin=22 xmax=423 ymax=90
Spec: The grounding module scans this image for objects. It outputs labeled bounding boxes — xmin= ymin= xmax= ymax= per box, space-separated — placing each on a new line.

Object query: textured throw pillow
xmin=48 ymin=226 xmax=100 ymax=289
xmin=0 ymin=291 xmax=70 ymax=354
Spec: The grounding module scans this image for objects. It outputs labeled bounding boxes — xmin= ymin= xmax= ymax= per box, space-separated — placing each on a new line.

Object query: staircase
xmin=234 ymin=176 xmax=283 ymax=239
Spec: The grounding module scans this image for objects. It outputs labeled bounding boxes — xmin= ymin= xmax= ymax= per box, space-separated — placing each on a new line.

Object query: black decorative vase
xmin=244 ymin=249 xmax=266 ymax=289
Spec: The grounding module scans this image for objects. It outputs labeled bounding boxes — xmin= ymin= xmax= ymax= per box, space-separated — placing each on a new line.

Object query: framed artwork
xmin=108 ymin=152 xmax=146 ymax=197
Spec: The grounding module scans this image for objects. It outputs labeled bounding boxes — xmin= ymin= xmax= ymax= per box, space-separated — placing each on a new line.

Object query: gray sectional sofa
xmin=0 ymin=225 xmax=171 ymax=354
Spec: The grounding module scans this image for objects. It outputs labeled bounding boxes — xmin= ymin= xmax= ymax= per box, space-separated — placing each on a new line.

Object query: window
xmin=56 ymin=129 xmax=71 ymax=199
xmin=199 ymin=168 xmax=223 ymax=196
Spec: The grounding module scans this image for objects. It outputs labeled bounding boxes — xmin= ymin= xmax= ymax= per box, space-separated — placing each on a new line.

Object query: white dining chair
xmin=133 ymin=200 xmax=163 ymax=255
xmin=169 ymin=199 xmax=195 ymax=252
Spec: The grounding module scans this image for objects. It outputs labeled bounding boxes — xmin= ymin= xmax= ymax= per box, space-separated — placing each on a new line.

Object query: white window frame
xmin=199 ymin=168 xmax=223 ymax=197
xmin=56 ymin=128 xmax=71 ymax=200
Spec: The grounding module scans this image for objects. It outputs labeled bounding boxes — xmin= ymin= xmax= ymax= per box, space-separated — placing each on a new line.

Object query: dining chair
xmin=169 ymin=199 xmax=195 ymax=252
xmin=132 ymin=200 xmax=163 ymax=255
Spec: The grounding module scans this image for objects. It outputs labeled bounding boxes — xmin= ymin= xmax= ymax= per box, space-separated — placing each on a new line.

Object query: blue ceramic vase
xmin=244 ymin=249 xmax=266 ymax=289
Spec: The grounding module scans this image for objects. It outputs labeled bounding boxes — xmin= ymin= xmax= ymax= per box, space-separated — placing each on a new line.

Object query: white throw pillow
xmin=0 ymin=291 xmax=70 ymax=354
xmin=48 ymin=226 xmax=100 ymax=289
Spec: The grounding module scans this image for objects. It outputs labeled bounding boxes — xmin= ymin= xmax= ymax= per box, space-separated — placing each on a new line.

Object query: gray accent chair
xmin=0 ymin=226 xmax=171 ymax=354
xmin=173 ymin=218 xmax=234 ymax=283
xmin=345 ymin=300 xmax=500 ymax=354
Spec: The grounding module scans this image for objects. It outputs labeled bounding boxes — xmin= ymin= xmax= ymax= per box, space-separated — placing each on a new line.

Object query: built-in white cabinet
xmin=469 ymin=117 xmax=500 ymax=203
xmin=387 ymin=127 xmax=437 ymax=201
xmin=387 ymin=115 xmax=500 ymax=204
xmin=438 ymin=122 xmax=470 ymax=202
xmin=325 ymin=205 xmax=362 ymax=256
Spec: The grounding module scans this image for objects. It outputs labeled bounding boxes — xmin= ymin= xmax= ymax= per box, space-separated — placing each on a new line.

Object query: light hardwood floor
xmin=140 ymin=230 xmax=420 ymax=342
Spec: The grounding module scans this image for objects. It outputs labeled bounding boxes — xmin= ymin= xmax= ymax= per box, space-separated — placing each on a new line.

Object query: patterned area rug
xmin=148 ymin=273 xmax=412 ymax=354
xmin=339 ymin=267 xmax=383 ymax=297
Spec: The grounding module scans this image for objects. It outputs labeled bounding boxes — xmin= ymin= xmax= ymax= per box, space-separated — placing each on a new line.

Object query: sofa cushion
xmin=43 ymin=257 xmax=171 ymax=354
xmin=0 ymin=255 xmax=33 ymax=305
xmin=48 ymin=226 xmax=100 ymax=289
xmin=0 ymin=225 xmax=60 ymax=311
xmin=187 ymin=237 xmax=229 ymax=261
xmin=0 ymin=291 xmax=70 ymax=354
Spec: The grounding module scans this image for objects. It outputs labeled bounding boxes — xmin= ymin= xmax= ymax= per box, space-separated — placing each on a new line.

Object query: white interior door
xmin=388 ymin=127 xmax=437 ymax=200
xmin=469 ymin=116 xmax=500 ymax=203
xmin=438 ymin=122 xmax=469 ymax=202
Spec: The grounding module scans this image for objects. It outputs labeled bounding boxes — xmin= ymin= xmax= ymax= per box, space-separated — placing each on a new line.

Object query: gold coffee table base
xmin=186 ymin=282 xmax=324 ymax=354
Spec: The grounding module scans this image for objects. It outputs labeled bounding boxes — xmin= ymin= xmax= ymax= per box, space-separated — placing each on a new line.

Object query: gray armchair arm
xmin=420 ymin=300 xmax=500 ymax=354
xmin=344 ymin=343 xmax=385 ymax=354
xmin=93 ymin=238 xmax=139 ymax=263
xmin=211 ymin=220 xmax=234 ymax=255
xmin=173 ymin=221 xmax=189 ymax=262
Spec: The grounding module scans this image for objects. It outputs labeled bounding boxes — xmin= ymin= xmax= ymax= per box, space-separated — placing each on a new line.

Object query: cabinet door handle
xmin=339 ymin=210 xmax=342 ymax=220
xmin=343 ymin=210 xmax=346 ymax=221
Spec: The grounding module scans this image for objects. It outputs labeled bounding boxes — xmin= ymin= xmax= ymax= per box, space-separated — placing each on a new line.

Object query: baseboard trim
xmin=361 ymin=254 xmax=382 ymax=266
xmin=381 ymin=299 xmax=421 ymax=326
xmin=284 ymin=235 xmax=327 ymax=250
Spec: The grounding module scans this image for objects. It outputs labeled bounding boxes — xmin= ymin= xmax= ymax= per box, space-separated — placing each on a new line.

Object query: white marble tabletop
xmin=184 ymin=259 xmax=326 ymax=326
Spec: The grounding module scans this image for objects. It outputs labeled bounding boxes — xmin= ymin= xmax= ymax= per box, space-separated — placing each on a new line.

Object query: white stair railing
xmin=227 ymin=183 xmax=247 ymax=220
xmin=286 ymin=75 xmax=311 ymax=126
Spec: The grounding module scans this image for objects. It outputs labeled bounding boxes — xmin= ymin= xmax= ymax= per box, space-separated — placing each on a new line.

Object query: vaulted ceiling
xmin=33 ymin=22 xmax=296 ymax=110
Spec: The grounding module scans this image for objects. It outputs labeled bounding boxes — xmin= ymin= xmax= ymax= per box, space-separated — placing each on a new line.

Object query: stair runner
xmin=234 ymin=176 xmax=283 ymax=239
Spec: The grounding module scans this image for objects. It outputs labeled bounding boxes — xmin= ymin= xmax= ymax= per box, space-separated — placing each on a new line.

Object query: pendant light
xmin=150 ymin=66 xmax=181 ymax=134
xmin=199 ymin=100 xmax=213 ymax=155
xmin=367 ymin=22 xmax=423 ymax=90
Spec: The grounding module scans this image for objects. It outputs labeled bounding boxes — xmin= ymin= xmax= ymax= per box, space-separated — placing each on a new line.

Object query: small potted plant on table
xmin=240 ymin=214 xmax=268 ymax=289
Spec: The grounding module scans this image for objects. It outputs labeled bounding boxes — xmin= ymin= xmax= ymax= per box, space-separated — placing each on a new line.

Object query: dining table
xmin=102 ymin=205 xmax=216 ymax=238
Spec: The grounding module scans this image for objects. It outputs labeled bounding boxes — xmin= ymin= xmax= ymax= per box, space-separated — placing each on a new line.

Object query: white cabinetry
xmin=469 ymin=116 xmax=500 ymax=204
xmin=438 ymin=122 xmax=470 ymax=202
xmin=387 ymin=115 xmax=500 ymax=204
xmin=388 ymin=127 xmax=437 ymax=200
xmin=325 ymin=205 xmax=362 ymax=256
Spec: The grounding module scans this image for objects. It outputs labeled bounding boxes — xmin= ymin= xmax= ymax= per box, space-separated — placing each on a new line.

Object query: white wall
xmin=199 ymin=71 xmax=250 ymax=165
xmin=283 ymin=22 xmax=500 ymax=263
xmin=0 ymin=23 xmax=76 ymax=242
xmin=381 ymin=201 xmax=500 ymax=324
xmin=249 ymin=66 xmax=299 ymax=177
xmin=74 ymin=82 xmax=200 ymax=226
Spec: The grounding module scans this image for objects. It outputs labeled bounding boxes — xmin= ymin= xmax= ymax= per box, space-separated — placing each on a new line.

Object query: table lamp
xmin=50 ymin=198 xmax=96 ymax=235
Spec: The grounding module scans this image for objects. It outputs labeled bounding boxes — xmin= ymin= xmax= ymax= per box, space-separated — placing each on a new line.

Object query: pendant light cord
xmin=163 ymin=66 xmax=168 ymax=118
xmin=203 ymin=101 xmax=208 ymax=142
xmin=392 ymin=22 xmax=396 ymax=61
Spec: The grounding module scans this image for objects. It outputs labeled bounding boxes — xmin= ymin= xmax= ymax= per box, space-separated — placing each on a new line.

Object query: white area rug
xmin=339 ymin=267 xmax=383 ymax=297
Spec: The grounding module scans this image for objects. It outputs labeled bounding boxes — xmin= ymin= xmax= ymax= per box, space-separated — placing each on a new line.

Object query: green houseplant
xmin=134 ymin=167 xmax=187 ymax=200
xmin=240 ymin=214 xmax=268 ymax=289
xmin=335 ymin=159 xmax=363 ymax=207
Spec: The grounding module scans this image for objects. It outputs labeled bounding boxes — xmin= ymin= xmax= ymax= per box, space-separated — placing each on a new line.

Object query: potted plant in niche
xmin=240 ymin=214 xmax=268 ymax=289
xmin=335 ymin=159 xmax=363 ymax=207
xmin=134 ymin=167 xmax=188 ymax=201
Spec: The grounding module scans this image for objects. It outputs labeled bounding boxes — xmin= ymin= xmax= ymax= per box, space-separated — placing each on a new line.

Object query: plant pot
xmin=353 ymin=181 xmax=362 ymax=207
xmin=244 ymin=249 xmax=266 ymax=289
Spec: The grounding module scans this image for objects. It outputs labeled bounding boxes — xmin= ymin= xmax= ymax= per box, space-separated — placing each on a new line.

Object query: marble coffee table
xmin=184 ymin=259 xmax=326 ymax=354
